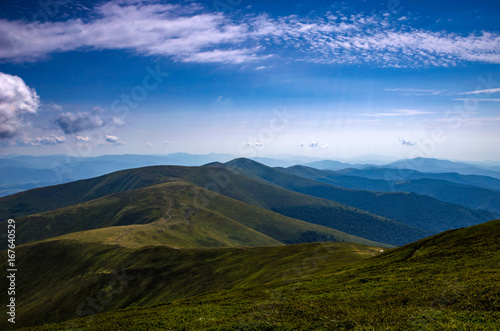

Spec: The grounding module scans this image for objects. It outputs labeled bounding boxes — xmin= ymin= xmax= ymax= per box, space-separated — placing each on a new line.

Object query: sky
xmin=0 ymin=0 xmax=499 ymax=161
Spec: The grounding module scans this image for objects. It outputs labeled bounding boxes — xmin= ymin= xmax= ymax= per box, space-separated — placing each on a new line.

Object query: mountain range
xmin=0 ymin=156 xmax=498 ymax=329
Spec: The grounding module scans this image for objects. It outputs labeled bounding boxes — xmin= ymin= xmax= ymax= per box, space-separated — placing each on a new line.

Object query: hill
xmin=12 ymin=181 xmax=384 ymax=248
xmin=0 ymin=163 xmax=426 ymax=246
xmin=220 ymin=159 xmax=498 ymax=233
xmin=0 ymin=238 xmax=383 ymax=329
xmin=15 ymin=219 xmax=500 ymax=330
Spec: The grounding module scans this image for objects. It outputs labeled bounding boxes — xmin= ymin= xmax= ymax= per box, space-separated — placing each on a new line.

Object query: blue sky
xmin=0 ymin=0 xmax=499 ymax=161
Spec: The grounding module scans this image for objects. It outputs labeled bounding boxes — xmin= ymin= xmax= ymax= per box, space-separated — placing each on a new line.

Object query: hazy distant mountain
xmin=386 ymin=157 xmax=500 ymax=178
xmin=283 ymin=165 xmax=500 ymax=214
xmin=302 ymin=160 xmax=359 ymax=170
xmin=339 ymin=167 xmax=500 ymax=191
xmin=220 ymin=158 xmax=498 ymax=233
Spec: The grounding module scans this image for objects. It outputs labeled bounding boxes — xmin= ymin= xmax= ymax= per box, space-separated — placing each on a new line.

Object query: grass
xmin=0 ymin=239 xmax=382 ymax=329
xmin=9 ymin=219 xmax=499 ymax=330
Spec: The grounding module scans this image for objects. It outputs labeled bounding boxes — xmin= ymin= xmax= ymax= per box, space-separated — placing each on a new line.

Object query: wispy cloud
xmin=453 ymin=98 xmax=500 ymax=102
xmin=385 ymin=88 xmax=445 ymax=95
xmin=458 ymin=88 xmax=500 ymax=95
xmin=1 ymin=1 xmax=499 ymax=67
xmin=0 ymin=72 xmax=39 ymax=139
xmin=359 ymin=109 xmax=432 ymax=117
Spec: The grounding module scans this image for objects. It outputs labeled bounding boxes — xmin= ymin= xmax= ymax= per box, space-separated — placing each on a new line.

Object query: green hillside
xmin=0 ymin=162 xmax=425 ymax=246
xmin=0 ymin=238 xmax=382 ymax=330
xmin=13 ymin=219 xmax=500 ymax=330
xmin=11 ymin=181 xmax=384 ymax=248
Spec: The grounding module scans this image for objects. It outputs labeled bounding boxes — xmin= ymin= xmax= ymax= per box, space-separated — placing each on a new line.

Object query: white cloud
xmin=384 ymin=88 xmax=445 ymax=95
xmin=103 ymin=135 xmax=127 ymax=145
xmin=16 ymin=134 xmax=66 ymax=146
xmin=359 ymin=109 xmax=432 ymax=117
xmin=55 ymin=110 xmax=124 ymax=134
xmin=0 ymin=72 xmax=40 ymax=139
xmin=105 ymin=135 xmax=120 ymax=143
xmin=457 ymin=88 xmax=500 ymax=95
xmin=453 ymin=98 xmax=500 ymax=102
xmin=75 ymin=136 xmax=91 ymax=142
xmin=0 ymin=2 xmax=498 ymax=67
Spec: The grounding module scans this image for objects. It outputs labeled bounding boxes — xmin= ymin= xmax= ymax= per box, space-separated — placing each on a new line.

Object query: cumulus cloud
xmin=0 ymin=2 xmax=498 ymax=67
xmin=103 ymin=135 xmax=126 ymax=145
xmin=247 ymin=141 xmax=263 ymax=146
xmin=55 ymin=110 xmax=124 ymax=134
xmin=75 ymin=136 xmax=91 ymax=142
xmin=105 ymin=135 xmax=119 ymax=143
xmin=399 ymin=138 xmax=417 ymax=146
xmin=16 ymin=134 xmax=66 ymax=146
xmin=0 ymin=72 xmax=39 ymax=138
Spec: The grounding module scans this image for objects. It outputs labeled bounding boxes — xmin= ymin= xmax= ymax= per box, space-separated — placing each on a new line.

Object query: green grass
xmin=0 ymin=239 xmax=382 ymax=329
xmin=11 ymin=219 xmax=499 ymax=330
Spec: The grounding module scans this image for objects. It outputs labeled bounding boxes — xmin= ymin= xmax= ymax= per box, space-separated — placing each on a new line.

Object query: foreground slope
xmin=0 ymin=239 xmax=382 ymax=329
xmin=26 ymin=219 xmax=500 ymax=330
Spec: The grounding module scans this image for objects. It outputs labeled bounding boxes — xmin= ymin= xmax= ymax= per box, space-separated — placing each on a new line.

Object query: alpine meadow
xmin=0 ymin=0 xmax=499 ymax=330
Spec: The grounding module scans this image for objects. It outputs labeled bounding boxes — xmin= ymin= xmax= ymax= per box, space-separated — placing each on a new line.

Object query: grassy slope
xmin=0 ymin=239 xmax=382 ymax=329
xmin=223 ymin=159 xmax=498 ymax=233
xmin=0 ymin=163 xmax=420 ymax=246
xmin=11 ymin=181 xmax=384 ymax=248
xmin=24 ymin=219 xmax=500 ymax=330
xmin=0 ymin=165 xmax=188 ymax=219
